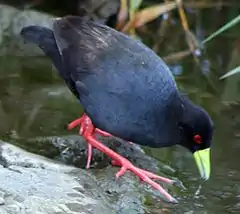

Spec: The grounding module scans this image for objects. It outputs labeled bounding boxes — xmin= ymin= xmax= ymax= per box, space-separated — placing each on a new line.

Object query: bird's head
xmin=178 ymin=98 xmax=214 ymax=181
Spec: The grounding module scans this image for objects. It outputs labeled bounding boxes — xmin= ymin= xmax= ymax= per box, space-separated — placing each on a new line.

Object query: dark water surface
xmin=0 ymin=24 xmax=239 ymax=213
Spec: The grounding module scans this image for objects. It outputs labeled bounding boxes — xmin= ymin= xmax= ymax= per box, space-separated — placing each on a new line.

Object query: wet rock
xmin=26 ymin=135 xmax=164 ymax=174
xmin=0 ymin=139 xmax=178 ymax=214
xmin=25 ymin=135 xmax=180 ymax=205
xmin=0 ymin=140 xmax=114 ymax=214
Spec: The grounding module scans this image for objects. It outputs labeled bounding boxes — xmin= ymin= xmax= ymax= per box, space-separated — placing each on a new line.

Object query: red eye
xmin=193 ymin=134 xmax=202 ymax=144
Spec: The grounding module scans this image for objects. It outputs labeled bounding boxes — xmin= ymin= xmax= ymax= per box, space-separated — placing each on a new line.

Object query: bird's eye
xmin=193 ymin=134 xmax=202 ymax=144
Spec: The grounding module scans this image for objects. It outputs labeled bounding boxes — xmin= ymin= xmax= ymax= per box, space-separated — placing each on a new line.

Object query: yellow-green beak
xmin=193 ymin=148 xmax=211 ymax=180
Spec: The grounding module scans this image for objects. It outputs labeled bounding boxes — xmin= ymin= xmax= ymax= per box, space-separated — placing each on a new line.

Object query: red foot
xmin=68 ymin=114 xmax=132 ymax=168
xmin=68 ymin=113 xmax=177 ymax=203
xmin=68 ymin=113 xmax=112 ymax=169
xmin=111 ymin=160 xmax=173 ymax=183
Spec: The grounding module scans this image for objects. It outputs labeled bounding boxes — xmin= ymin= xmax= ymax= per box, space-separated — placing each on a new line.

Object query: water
xmin=0 ymin=17 xmax=240 ymax=214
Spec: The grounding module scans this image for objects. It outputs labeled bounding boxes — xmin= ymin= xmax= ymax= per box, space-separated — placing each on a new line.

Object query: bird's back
xmin=22 ymin=16 xmax=179 ymax=145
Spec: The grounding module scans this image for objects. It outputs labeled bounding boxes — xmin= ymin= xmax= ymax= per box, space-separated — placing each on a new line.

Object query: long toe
xmin=68 ymin=114 xmax=86 ymax=130
xmin=113 ymin=157 xmax=177 ymax=202
xmin=95 ymin=128 xmax=112 ymax=137
xmin=84 ymin=136 xmax=177 ymax=203
xmin=111 ymin=160 xmax=174 ymax=184
xmin=130 ymin=165 xmax=177 ymax=203
xmin=86 ymin=143 xmax=93 ymax=169
xmin=134 ymin=168 xmax=174 ymax=184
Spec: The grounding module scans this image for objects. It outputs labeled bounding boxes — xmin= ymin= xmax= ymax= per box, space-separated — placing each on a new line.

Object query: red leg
xmin=68 ymin=113 xmax=112 ymax=168
xmin=68 ymin=113 xmax=133 ymax=168
xmin=68 ymin=113 xmax=177 ymax=203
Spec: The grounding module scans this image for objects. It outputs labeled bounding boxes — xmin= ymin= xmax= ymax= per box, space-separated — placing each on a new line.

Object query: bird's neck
xmin=158 ymin=92 xmax=200 ymax=147
xmin=153 ymin=91 xmax=185 ymax=147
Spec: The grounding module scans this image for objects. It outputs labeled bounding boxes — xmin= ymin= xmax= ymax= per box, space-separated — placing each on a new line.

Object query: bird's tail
xmin=20 ymin=26 xmax=64 ymax=73
xmin=20 ymin=26 xmax=79 ymax=98
xmin=21 ymin=26 xmax=55 ymax=48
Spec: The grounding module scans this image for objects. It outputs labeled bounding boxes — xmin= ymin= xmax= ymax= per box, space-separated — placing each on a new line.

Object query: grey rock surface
xmin=0 ymin=4 xmax=55 ymax=56
xmin=78 ymin=0 xmax=119 ymax=23
xmin=0 ymin=2 xmax=119 ymax=56
xmin=26 ymin=134 xmax=173 ymax=175
xmin=0 ymin=140 xmax=115 ymax=214
xmin=0 ymin=139 xmax=177 ymax=214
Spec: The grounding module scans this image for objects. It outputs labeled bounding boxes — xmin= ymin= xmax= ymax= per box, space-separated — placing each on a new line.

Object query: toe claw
xmin=116 ymin=166 xmax=127 ymax=178
xmin=170 ymin=197 xmax=178 ymax=204
xmin=144 ymin=177 xmax=176 ymax=202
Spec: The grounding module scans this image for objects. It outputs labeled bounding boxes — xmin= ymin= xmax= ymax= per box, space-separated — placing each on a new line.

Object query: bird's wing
xmin=52 ymin=16 xmax=176 ymax=96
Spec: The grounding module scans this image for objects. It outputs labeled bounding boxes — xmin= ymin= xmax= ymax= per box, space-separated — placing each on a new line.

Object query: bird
xmin=20 ymin=16 xmax=213 ymax=203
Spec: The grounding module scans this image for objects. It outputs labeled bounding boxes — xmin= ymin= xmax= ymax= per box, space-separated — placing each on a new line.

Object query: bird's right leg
xmin=68 ymin=113 xmax=177 ymax=203
xmin=68 ymin=113 xmax=132 ymax=168
xmin=68 ymin=113 xmax=112 ymax=169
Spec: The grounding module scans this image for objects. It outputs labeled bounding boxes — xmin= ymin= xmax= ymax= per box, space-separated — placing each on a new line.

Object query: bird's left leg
xmin=68 ymin=113 xmax=112 ymax=169
xmin=68 ymin=113 xmax=132 ymax=168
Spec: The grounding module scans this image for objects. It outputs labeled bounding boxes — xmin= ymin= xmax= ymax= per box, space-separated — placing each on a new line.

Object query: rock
xmin=0 ymin=140 xmax=114 ymax=214
xmin=0 ymin=2 xmax=119 ymax=56
xmin=25 ymin=135 xmax=166 ymax=174
xmin=78 ymin=0 xmax=119 ymax=23
xmin=0 ymin=4 xmax=55 ymax=56
xmin=0 ymin=139 xmax=178 ymax=214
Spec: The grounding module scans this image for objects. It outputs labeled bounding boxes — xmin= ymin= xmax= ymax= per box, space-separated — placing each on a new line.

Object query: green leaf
xmin=220 ymin=66 xmax=240 ymax=79
xmin=129 ymin=0 xmax=143 ymax=13
xmin=202 ymin=14 xmax=240 ymax=45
